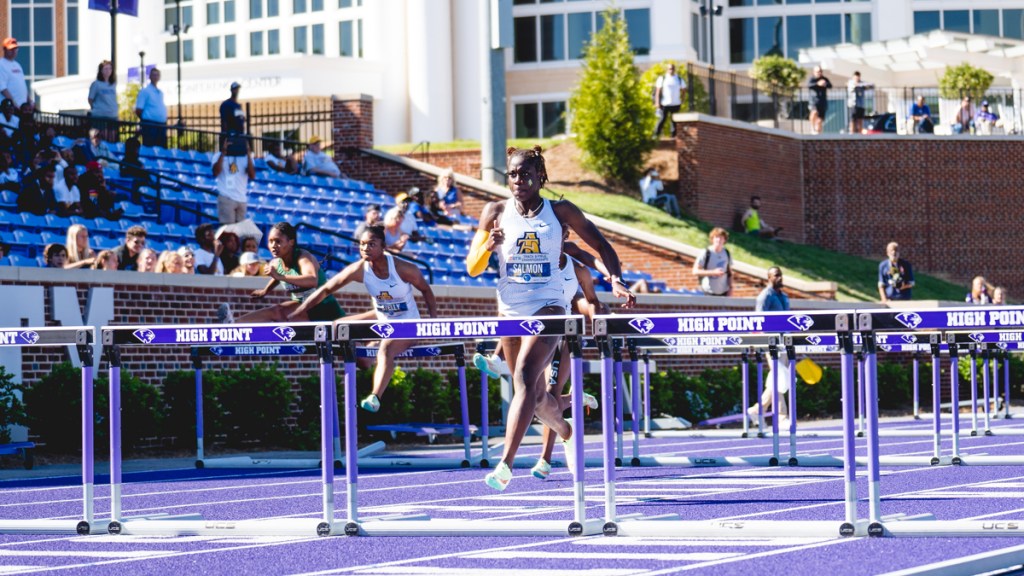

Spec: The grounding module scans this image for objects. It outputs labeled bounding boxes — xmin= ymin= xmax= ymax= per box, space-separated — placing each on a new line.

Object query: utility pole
xmin=174 ymin=0 xmax=184 ymax=126
xmin=109 ymin=0 xmax=118 ymax=92
xmin=701 ymin=0 xmax=722 ymax=115
xmin=480 ymin=0 xmax=509 ymax=185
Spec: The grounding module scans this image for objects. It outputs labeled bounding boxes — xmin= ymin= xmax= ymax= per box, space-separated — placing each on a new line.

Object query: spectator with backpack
xmin=693 ymin=227 xmax=732 ymax=296
xmin=652 ymin=63 xmax=687 ymax=138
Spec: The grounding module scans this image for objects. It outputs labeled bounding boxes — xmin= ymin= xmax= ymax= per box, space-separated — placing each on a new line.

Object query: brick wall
xmin=675 ymin=115 xmax=1024 ymax=293
xmin=405 ymin=150 xmax=480 ymax=179
xmin=333 ymin=94 xmax=374 ymax=151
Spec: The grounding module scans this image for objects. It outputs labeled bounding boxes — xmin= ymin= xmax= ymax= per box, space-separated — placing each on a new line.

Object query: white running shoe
xmin=360 ymin=393 xmax=380 ymax=413
xmin=485 ymin=461 xmax=513 ymax=491
xmin=473 ymin=353 xmax=500 ymax=379
xmin=582 ymin=392 xmax=599 ymax=410
xmin=531 ymin=458 xmax=551 ymax=480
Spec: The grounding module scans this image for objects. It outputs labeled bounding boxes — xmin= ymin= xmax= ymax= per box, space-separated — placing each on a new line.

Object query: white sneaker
xmin=582 ymin=392 xmax=599 ymax=410
xmin=473 ymin=353 xmax=499 ymax=379
xmin=531 ymin=458 xmax=551 ymax=480
xmin=216 ymin=303 xmax=234 ymax=324
xmin=746 ymin=405 xmax=759 ymax=426
xmin=360 ymin=393 xmax=380 ymax=413
xmin=485 ymin=462 xmax=513 ymax=491
xmin=491 ymin=356 xmax=510 ymax=376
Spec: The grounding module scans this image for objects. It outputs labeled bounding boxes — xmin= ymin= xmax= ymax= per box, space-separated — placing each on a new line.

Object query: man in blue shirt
xmin=134 ymin=68 xmax=168 ymax=148
xmin=755 ymin=267 xmax=789 ymax=312
xmin=219 ymin=82 xmax=245 ymax=135
xmin=909 ymin=96 xmax=933 ymax=134
xmin=878 ymin=241 xmax=914 ymax=303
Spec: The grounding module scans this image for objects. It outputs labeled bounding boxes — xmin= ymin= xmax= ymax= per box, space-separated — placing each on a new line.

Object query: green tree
xmin=0 ymin=367 xmax=25 ymax=444
xmin=118 ymin=83 xmax=141 ymax=122
xmin=939 ymin=62 xmax=994 ymax=101
xmin=748 ymin=54 xmax=804 ymax=96
xmin=568 ymin=7 xmax=654 ymax=184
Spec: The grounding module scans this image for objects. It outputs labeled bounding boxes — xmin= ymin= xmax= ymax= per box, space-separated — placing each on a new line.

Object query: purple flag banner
xmin=88 ymin=0 xmax=138 ymax=16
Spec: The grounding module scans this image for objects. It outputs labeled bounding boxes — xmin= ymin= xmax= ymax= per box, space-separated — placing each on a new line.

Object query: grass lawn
xmin=541 ymin=186 xmax=964 ymax=303
xmin=375 ymin=137 xmax=564 ymax=155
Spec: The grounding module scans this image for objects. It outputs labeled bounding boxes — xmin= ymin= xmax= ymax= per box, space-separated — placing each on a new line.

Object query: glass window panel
xmin=974 ymin=10 xmax=998 ymax=36
xmin=34 ymin=46 xmax=53 ymax=76
xmin=357 ymin=19 xmax=363 ymax=57
xmin=758 ymin=16 xmax=783 ymax=57
xmin=787 ymin=15 xmax=812 ymax=59
xmin=225 ymin=34 xmax=236 ymax=58
xmin=34 ymin=8 xmax=54 ymax=42
xmin=514 ymin=16 xmax=537 ymax=63
xmin=294 ymin=26 xmax=307 ymax=53
xmin=268 ymin=29 xmax=280 ymax=54
xmin=340 ymin=20 xmax=353 ymax=56
xmin=183 ymin=39 xmax=194 ymax=62
xmin=729 ymin=17 xmax=754 ymax=64
xmin=165 ymin=41 xmax=178 ymax=64
xmin=1005 ymin=9 xmax=1024 ymax=40
xmin=250 ymin=31 xmax=263 ymax=55
xmin=914 ymin=11 xmax=940 ymax=33
xmin=312 ymin=0 xmax=323 ymax=9
xmin=165 ymin=6 xmax=176 ymax=28
xmin=515 ymin=103 xmax=539 ymax=139
xmin=567 ymin=12 xmax=592 ymax=60
xmin=624 ymin=9 xmax=650 ymax=56
xmin=207 ymin=2 xmax=220 ymax=24
xmin=757 ymin=0 xmax=782 ymax=4
xmin=729 ymin=0 xmax=754 ymax=6
xmin=340 ymin=0 xmax=351 ymax=6
xmin=224 ymin=0 xmax=235 ymax=22
xmin=944 ymin=10 xmax=969 ymax=33
xmin=845 ymin=13 xmax=871 ymax=44
xmin=540 ymin=14 xmax=565 ymax=61
xmin=541 ymin=101 xmax=566 ymax=137
xmin=294 ymin=0 xmax=306 ymax=13
xmin=268 ymin=0 xmax=279 ymax=17
xmin=815 ymin=14 xmax=841 ymax=47
xmin=208 ymin=36 xmax=221 ymax=60
xmin=513 ymin=0 xmax=534 ymax=4
xmin=183 ymin=6 xmax=193 ymax=27
xmin=788 ymin=0 xmax=811 ymax=3
xmin=67 ymin=7 xmax=79 ymax=42
xmin=250 ymin=0 xmax=262 ymax=19
xmin=11 ymin=8 xmax=29 ymax=40
xmin=312 ymin=23 xmax=324 ymax=55
xmin=67 ymin=45 xmax=78 ymax=75
xmin=692 ymin=12 xmax=702 ymax=60
xmin=816 ymin=0 xmax=840 ymax=3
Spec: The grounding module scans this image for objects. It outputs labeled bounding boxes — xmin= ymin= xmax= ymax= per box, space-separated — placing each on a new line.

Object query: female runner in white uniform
xmin=467 ymin=146 xmax=634 ymax=491
xmin=292 ymin=225 xmax=437 ymax=412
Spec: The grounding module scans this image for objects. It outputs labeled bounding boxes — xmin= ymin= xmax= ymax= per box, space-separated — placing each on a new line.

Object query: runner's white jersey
xmin=363 ymin=254 xmax=420 ymax=320
xmin=496 ymin=198 xmax=563 ymax=316
xmin=560 ymin=255 xmax=582 ymax=312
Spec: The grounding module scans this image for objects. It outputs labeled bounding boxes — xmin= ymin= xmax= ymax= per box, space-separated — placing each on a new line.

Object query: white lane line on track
xmin=0 ymin=566 xmax=42 ymax=574
xmin=0 ymin=550 xmax=177 ymax=558
xmin=352 ymin=569 xmax=637 ymax=576
xmin=467 ymin=551 xmax=743 ymax=561
xmin=572 ymin=537 xmax=831 ymax=547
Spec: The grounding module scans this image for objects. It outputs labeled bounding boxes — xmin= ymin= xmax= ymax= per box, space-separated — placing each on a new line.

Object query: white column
xmin=451 ymin=0 xmax=481 ymax=140
xmin=362 ymin=0 xmax=410 ymax=145
xmin=875 ymin=0 xmax=914 ymax=42
xmin=649 ymin=0 xmax=691 ymax=61
xmin=406 ymin=0 xmax=454 ymax=143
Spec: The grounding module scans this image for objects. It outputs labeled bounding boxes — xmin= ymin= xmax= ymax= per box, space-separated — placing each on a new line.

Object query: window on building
xmin=268 ymin=0 xmax=279 ymax=17
xmin=294 ymin=26 xmax=308 ymax=53
xmin=515 ymin=103 xmax=539 ymax=138
xmin=758 ymin=16 xmax=782 ymax=57
xmin=312 ymin=0 xmax=323 ymax=9
xmin=943 ymin=10 xmax=969 ymax=33
xmin=208 ymin=36 xmax=221 ymax=60
xmin=1005 ymin=9 xmax=1024 ymax=40
xmin=10 ymin=1 xmax=56 ymax=84
xmin=729 ymin=18 xmax=754 ymax=64
xmin=312 ymin=24 xmax=324 ymax=55
xmin=225 ymin=0 xmax=236 ymax=22
xmin=913 ymin=11 xmax=940 ymax=34
xmin=624 ymin=9 xmax=650 ymax=55
xmin=691 ymin=12 xmax=703 ymax=62
xmin=250 ymin=0 xmax=261 ymax=19
xmin=540 ymin=14 xmax=565 ymax=61
xmin=339 ymin=0 xmax=362 ymax=6
xmin=542 ymin=101 xmax=566 ymax=136
xmin=250 ymin=31 xmax=264 ymax=55
xmin=207 ymin=1 xmax=220 ymax=24
xmin=845 ymin=13 xmax=871 ymax=44
xmin=165 ymin=1 xmax=194 ymax=29
xmin=515 ymin=101 xmax=566 ymax=138
xmin=567 ymin=12 xmax=591 ymax=60
xmin=225 ymin=34 xmax=237 ymax=58
xmin=183 ymin=39 xmax=194 ymax=62
xmin=268 ymin=29 xmax=281 ymax=54
xmin=294 ymin=0 xmax=306 ymax=14
xmin=165 ymin=41 xmax=177 ymax=65
xmin=973 ymin=10 xmax=999 ymax=37
xmin=67 ymin=0 xmax=79 ymax=75
xmin=786 ymin=15 xmax=812 ymax=59
xmin=357 ymin=19 xmax=363 ymax=57
xmin=340 ymin=20 xmax=354 ymax=56
xmin=514 ymin=17 xmax=537 ymax=63
xmin=815 ymin=13 xmax=841 ymax=47
xmin=729 ymin=0 xmax=754 ymax=6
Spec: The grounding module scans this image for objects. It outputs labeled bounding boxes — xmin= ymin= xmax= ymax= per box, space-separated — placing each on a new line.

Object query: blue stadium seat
xmin=12 ymin=230 xmax=43 ymax=256
xmin=6 ymin=254 xmax=36 ymax=267
xmin=53 ymin=135 xmax=74 ymax=149
xmin=118 ymin=202 xmax=147 ymax=220
xmin=108 ymin=142 xmax=125 ymax=155
xmin=44 ymin=214 xmax=70 ymax=231
xmin=19 ymin=213 xmax=49 ymax=232
xmin=0 ymin=191 xmax=16 ymax=210
xmin=168 ymin=148 xmax=190 ymax=161
xmin=40 ymin=231 xmax=62 ymax=245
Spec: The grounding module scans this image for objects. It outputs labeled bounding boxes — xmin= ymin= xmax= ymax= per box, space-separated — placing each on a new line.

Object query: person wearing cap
xmin=264 ymin=140 xmax=298 ymax=174
xmin=638 ymin=168 xmax=680 ymax=218
xmin=134 ymin=68 xmax=168 ymax=148
xmin=0 ymin=97 xmax=19 ymax=141
xmin=77 ymin=160 xmax=122 ymax=220
xmin=212 ymin=134 xmax=255 ymax=224
xmin=230 ymin=251 xmax=264 ymax=277
xmin=88 ymin=60 xmax=117 ymax=139
xmin=301 ymin=136 xmax=341 ymax=178
xmin=0 ymin=38 xmax=31 ymax=110
xmin=354 ymin=203 xmax=382 ymax=240
xmin=975 ymin=100 xmax=1000 ymax=135
xmin=219 ymin=81 xmax=246 ymax=136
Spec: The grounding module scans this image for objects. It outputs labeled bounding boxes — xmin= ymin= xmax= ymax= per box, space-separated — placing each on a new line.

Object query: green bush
xmin=748 ymin=54 xmax=804 ymax=96
xmin=96 ymin=371 xmax=164 ymax=449
xmin=24 ymin=362 xmax=104 ymax=453
xmin=939 ymin=62 xmax=994 ymax=101
xmin=0 ymin=366 xmax=25 ymax=444
xmin=215 ymin=363 xmax=296 ymax=446
xmin=162 ymin=369 xmax=225 ymax=448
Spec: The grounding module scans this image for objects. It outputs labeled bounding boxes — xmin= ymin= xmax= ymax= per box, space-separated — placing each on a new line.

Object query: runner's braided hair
xmin=506 ymin=145 xmax=548 ymax=187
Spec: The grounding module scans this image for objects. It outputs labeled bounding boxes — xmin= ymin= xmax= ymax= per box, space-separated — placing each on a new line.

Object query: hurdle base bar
xmin=881 ymin=520 xmax=1024 ymax=537
xmin=198 ymin=441 xmax=388 ymax=469
xmin=108 ymin=517 xmax=333 ymax=537
xmin=344 ymin=518 xmax=605 ymax=537
xmin=632 ymin=455 xmax=848 ymax=468
xmin=0 ymin=520 xmax=92 ymax=535
xmin=610 ymin=519 xmax=870 ymax=538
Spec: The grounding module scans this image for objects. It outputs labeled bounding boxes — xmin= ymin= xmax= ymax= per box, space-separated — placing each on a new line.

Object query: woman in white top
xmin=467 ymin=146 xmax=634 ymax=491
xmin=292 ymin=225 xmax=437 ymax=413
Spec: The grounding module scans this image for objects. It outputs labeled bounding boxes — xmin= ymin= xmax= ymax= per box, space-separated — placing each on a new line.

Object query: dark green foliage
xmin=100 ymin=371 xmax=164 ymax=448
xmin=214 ymin=363 xmax=296 ymax=445
xmin=877 ymin=361 xmax=912 ymax=410
xmin=0 ymin=366 xmax=25 ymax=444
xmin=161 ymin=369 xmax=225 ymax=448
xmin=796 ymin=365 xmax=842 ymax=417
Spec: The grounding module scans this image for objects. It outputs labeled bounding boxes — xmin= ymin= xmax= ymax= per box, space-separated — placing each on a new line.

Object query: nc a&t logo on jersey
xmin=516 ymin=232 xmax=541 ymax=254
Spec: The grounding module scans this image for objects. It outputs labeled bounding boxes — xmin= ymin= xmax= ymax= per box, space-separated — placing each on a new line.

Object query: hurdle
xmin=857 ymin=307 xmax=1024 ymax=537
xmin=333 ymin=315 xmax=605 ymax=537
xmin=101 ymin=322 xmax=340 ymax=537
xmin=594 ymin=310 xmax=869 ymax=538
xmin=0 ymin=326 xmax=95 ymax=536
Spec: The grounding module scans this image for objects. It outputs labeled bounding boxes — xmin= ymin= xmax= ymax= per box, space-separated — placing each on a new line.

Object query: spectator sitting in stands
xmin=423 ymin=187 xmax=453 ymax=226
xmin=383 ymin=206 xmax=410 ymax=252
xmin=0 ymin=98 xmax=18 ymax=142
xmin=90 ymin=249 xmax=118 ymax=270
xmin=394 ymin=193 xmax=427 ymax=243
xmin=119 ymin=137 xmax=157 ymax=191
xmin=53 ymin=161 xmax=83 ymax=216
xmin=0 ymin=150 xmax=19 ymax=192
xmin=241 ymin=236 xmax=259 ymax=254
xmin=73 ymin=128 xmax=111 ymax=167
xmin=436 ymin=169 xmax=462 ymax=218
xmin=43 ymin=243 xmax=67 ymax=268
xmin=909 ymin=96 xmax=934 ymax=134
xmin=154 ymin=250 xmax=183 ymax=273
xmin=216 ymin=227 xmax=241 ymax=272
xmin=177 ymin=246 xmax=195 ymax=274
xmin=194 ymin=222 xmax=224 ymax=275
xmin=975 ymin=101 xmax=1000 ymax=135
xmin=264 ymin=141 xmax=298 ymax=174
xmin=111 ymin=225 xmax=147 ymax=271
xmin=136 ymin=247 xmax=158 ymax=273
xmin=78 ymin=161 xmax=123 ymax=220
xmin=354 ymin=203 xmax=382 ymax=240
xmin=17 ymin=161 xmax=57 ymax=215
xmin=64 ymin=223 xmax=96 ymax=269
xmin=302 ymin=136 xmax=341 ymax=178
xmin=230 ymin=251 xmax=264 ymax=277
xmin=951 ymin=96 xmax=975 ymax=135
xmin=639 ymin=168 xmax=681 ymax=218
xmin=401 ymin=187 xmax=437 ymax=227
xmin=993 ymin=286 xmax=1007 ymax=305
xmin=966 ymin=275 xmax=992 ymax=305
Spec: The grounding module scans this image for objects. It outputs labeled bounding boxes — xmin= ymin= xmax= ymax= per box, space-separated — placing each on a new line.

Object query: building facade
xmin=14 ymin=0 xmax=1024 ymax=145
